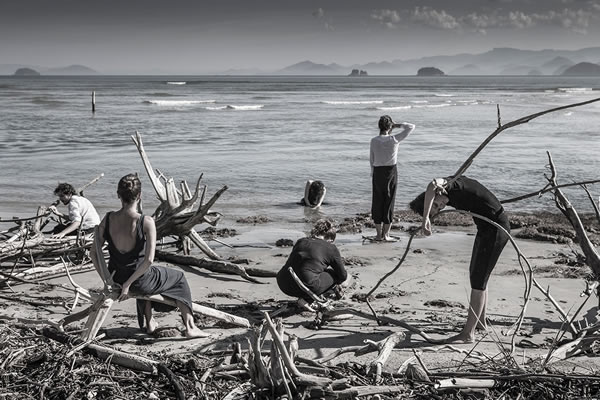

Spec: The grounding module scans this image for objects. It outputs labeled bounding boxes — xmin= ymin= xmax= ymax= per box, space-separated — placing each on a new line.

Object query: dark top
xmin=282 ymin=237 xmax=346 ymax=286
xmin=446 ymin=176 xmax=504 ymax=223
xmin=104 ymin=212 xmax=146 ymax=285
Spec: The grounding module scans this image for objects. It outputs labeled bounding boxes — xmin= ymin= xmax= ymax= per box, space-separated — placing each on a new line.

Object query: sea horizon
xmin=1 ymin=75 xmax=599 ymax=225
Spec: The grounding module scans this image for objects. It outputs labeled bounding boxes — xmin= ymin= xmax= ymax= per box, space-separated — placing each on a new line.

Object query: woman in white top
xmin=369 ymin=115 xmax=415 ymax=241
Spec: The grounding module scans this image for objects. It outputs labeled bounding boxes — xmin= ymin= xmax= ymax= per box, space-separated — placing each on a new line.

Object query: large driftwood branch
xmin=263 ymin=312 xmax=332 ymax=387
xmin=501 ymin=179 xmax=600 ymax=204
xmin=155 ymin=249 xmax=273 ymax=283
xmin=131 ymin=131 xmax=227 ymax=260
xmin=43 ymin=327 xmax=158 ymax=372
xmin=447 ymin=97 xmax=600 ymax=185
xmin=545 ymin=152 xmax=600 ymax=276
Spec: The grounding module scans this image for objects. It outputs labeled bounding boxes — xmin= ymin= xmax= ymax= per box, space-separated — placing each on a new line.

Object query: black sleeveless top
xmin=104 ymin=212 xmax=146 ymax=285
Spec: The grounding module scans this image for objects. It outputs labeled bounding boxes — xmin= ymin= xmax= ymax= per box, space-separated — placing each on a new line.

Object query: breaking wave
xmin=166 ymin=81 xmax=186 ymax=85
xmin=205 ymin=104 xmax=264 ymax=111
xmin=143 ymin=99 xmax=216 ymax=106
xmin=322 ymin=100 xmax=384 ymax=105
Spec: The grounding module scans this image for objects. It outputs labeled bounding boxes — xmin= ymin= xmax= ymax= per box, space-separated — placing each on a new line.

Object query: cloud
xmin=390 ymin=5 xmax=599 ymax=34
xmin=410 ymin=7 xmax=459 ymax=29
xmin=312 ymin=7 xmax=334 ymax=31
xmin=370 ymin=9 xmax=401 ymax=28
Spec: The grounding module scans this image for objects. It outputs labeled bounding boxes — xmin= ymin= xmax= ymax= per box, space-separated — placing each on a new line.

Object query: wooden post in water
xmin=92 ymin=91 xmax=96 ymax=113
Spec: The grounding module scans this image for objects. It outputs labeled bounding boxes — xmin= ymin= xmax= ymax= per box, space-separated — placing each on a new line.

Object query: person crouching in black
xmin=277 ymin=219 xmax=350 ymax=311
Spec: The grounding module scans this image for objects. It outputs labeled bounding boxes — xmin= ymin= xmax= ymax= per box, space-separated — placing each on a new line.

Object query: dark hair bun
xmin=117 ymin=173 xmax=141 ymax=203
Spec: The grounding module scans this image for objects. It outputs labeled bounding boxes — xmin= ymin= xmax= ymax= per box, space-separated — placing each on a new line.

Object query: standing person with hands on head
xmin=49 ymin=183 xmax=100 ymax=238
xmin=409 ymin=176 xmax=510 ymax=344
xmin=90 ymin=173 xmax=208 ymax=338
xmin=370 ymin=115 xmax=415 ymax=242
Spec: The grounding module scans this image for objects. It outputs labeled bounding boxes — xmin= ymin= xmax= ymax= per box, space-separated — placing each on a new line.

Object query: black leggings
xmin=469 ymin=212 xmax=510 ymax=290
xmin=277 ymin=268 xmax=337 ymax=302
xmin=371 ymin=165 xmax=397 ymax=224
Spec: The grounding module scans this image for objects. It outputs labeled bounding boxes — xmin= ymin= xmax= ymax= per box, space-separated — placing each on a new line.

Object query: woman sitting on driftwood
xmin=90 ymin=173 xmax=208 ymax=338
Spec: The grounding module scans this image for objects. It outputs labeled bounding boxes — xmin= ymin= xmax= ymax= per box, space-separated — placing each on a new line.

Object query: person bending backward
xmin=277 ymin=219 xmax=350 ymax=311
xmin=49 ymin=183 xmax=100 ymax=238
xmin=370 ymin=115 xmax=415 ymax=241
xmin=90 ymin=173 xmax=208 ymax=338
xmin=409 ymin=176 xmax=510 ymax=344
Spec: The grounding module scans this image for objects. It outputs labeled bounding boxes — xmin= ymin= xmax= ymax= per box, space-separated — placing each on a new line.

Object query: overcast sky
xmin=2 ymin=0 xmax=599 ymax=74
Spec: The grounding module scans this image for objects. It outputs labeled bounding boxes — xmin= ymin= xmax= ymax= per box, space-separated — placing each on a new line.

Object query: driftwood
xmin=4 ymin=261 xmax=94 ymax=284
xmin=447 ymin=96 xmax=600 ymax=185
xmin=132 ymin=131 xmax=227 ymax=260
xmin=155 ymin=249 xmax=274 ymax=283
xmin=42 ymin=327 xmax=159 ymax=373
xmin=546 ymin=152 xmax=600 ymax=276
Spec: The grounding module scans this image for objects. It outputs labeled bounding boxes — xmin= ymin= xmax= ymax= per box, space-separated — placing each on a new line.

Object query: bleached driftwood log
xmin=132 ymin=131 xmax=226 ymax=260
xmin=155 ymin=249 xmax=275 ymax=283
xmin=545 ymin=152 xmax=600 ymax=276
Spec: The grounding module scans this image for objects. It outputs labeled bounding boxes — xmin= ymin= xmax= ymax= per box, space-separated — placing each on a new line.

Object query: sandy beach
xmin=2 ymin=208 xmax=600 ymax=398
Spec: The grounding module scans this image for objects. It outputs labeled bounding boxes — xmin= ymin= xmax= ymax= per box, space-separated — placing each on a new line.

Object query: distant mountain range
xmin=2 ymin=47 xmax=600 ymax=75
xmin=272 ymin=47 xmax=600 ymax=76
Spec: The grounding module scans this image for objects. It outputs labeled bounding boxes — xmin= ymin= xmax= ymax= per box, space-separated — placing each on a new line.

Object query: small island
xmin=14 ymin=67 xmax=40 ymax=76
xmin=561 ymin=62 xmax=600 ymax=76
xmin=348 ymin=69 xmax=368 ymax=76
xmin=417 ymin=67 xmax=445 ymax=76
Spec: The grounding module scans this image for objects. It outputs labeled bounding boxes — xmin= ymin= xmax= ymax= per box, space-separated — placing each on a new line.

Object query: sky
xmin=2 ymin=0 xmax=600 ymax=74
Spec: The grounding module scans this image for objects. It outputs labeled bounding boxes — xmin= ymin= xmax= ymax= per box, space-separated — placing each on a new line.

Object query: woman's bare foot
xmin=185 ymin=326 xmax=211 ymax=338
xmin=297 ymin=298 xmax=316 ymax=312
xmin=444 ymin=333 xmax=475 ymax=344
xmin=146 ymin=317 xmax=158 ymax=334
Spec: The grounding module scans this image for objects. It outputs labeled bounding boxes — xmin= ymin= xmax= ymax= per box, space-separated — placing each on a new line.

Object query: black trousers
xmin=371 ymin=165 xmax=397 ymax=224
xmin=469 ymin=211 xmax=510 ymax=290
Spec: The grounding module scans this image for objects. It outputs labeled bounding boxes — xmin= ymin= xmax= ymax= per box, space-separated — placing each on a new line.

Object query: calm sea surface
xmin=1 ymin=75 xmax=599 ymax=225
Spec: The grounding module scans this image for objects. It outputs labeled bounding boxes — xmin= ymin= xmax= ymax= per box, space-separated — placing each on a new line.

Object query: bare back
xmin=107 ymin=211 xmax=143 ymax=253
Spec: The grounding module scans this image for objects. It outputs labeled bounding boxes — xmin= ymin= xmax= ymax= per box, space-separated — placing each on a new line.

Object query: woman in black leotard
xmin=410 ymin=176 xmax=510 ymax=344
xmin=90 ymin=173 xmax=207 ymax=338
xmin=277 ymin=219 xmax=350 ymax=310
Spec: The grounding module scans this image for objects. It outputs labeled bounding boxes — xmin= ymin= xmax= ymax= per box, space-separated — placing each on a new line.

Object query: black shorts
xmin=469 ymin=211 xmax=510 ymax=290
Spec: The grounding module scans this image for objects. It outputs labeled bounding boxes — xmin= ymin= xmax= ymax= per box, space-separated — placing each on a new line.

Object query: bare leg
xmin=177 ymin=300 xmax=210 ymax=338
xmin=445 ymin=288 xmax=486 ymax=344
xmin=476 ymin=290 xmax=488 ymax=330
xmin=382 ymin=223 xmax=392 ymax=241
xmin=375 ymin=223 xmax=383 ymax=240
xmin=145 ymin=301 xmax=158 ymax=334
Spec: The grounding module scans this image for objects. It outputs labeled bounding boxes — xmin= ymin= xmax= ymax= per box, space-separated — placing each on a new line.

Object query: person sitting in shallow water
xmin=299 ymin=180 xmax=326 ymax=208
xmin=276 ymin=219 xmax=350 ymax=311
xmin=90 ymin=173 xmax=208 ymax=338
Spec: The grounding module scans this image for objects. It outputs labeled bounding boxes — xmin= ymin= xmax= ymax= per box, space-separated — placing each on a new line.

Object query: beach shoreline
xmin=2 ymin=209 xmax=599 ymax=379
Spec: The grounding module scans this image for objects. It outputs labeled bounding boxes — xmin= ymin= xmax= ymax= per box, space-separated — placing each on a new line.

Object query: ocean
xmin=0 ymin=75 xmax=599 ymax=226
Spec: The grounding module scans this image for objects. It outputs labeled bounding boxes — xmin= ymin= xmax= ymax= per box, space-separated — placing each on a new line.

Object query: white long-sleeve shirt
xmin=68 ymin=195 xmax=100 ymax=229
xmin=369 ymin=123 xmax=415 ymax=168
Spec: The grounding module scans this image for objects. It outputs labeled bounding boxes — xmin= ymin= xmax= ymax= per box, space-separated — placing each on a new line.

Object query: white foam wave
xmin=143 ymin=99 xmax=216 ymax=106
xmin=413 ymin=103 xmax=452 ymax=108
xmin=564 ymin=111 xmax=573 ymax=116
xmin=376 ymin=105 xmax=412 ymax=111
xmin=434 ymin=93 xmax=454 ymax=97
xmin=410 ymin=100 xmax=428 ymax=103
xmin=166 ymin=81 xmax=186 ymax=85
xmin=205 ymin=104 xmax=264 ymax=111
xmin=322 ymin=100 xmax=384 ymax=105
xmin=556 ymin=87 xmax=593 ymax=93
